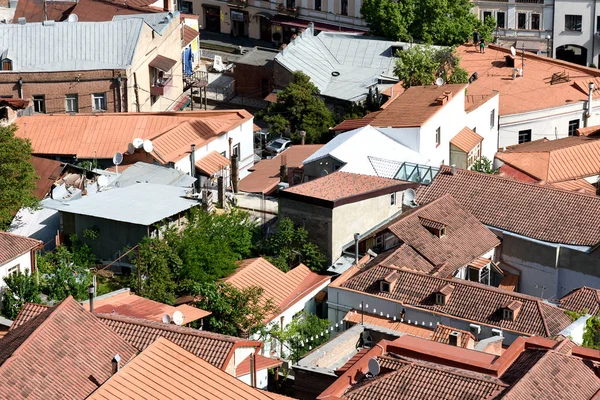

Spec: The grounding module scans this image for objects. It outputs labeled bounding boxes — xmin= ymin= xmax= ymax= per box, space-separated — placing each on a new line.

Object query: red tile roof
xmin=369 ymin=84 xmax=468 ymax=128
xmin=225 ymin=258 xmax=330 ymax=323
xmin=195 ymin=150 xmax=230 ymax=176
xmin=236 ymin=354 xmax=283 ymax=377
xmin=339 ymin=265 xmax=572 ymax=337
xmin=0 ymin=297 xmax=138 ymax=399
xmin=374 ymin=194 xmax=500 ymax=277
xmin=0 ymin=232 xmax=41 ymax=266
xmin=30 ymin=156 xmax=66 ymax=200
xmin=14 ymin=110 xmax=252 ymax=161
xmin=550 ymin=179 xmax=598 ymax=195
xmin=83 ymin=290 xmax=211 ymax=324
xmin=239 ymin=145 xmax=323 ymax=194
xmin=431 ymin=324 xmax=475 ymax=348
xmin=416 ymin=166 xmax=600 ymax=247
xmin=88 ymin=337 xmax=282 ymax=400
xmin=281 ymin=171 xmax=416 ymax=208
xmin=559 ymin=287 xmax=600 ymax=315
xmin=9 ymin=302 xmax=50 ymax=330
xmin=331 ymin=117 xmax=375 ymax=132
xmin=69 ymin=0 xmax=158 ymax=21
xmin=495 ymin=135 xmax=600 ymax=182
xmin=450 ymin=126 xmax=483 ymax=153
xmin=344 ymin=310 xmax=434 ymax=339
xmin=13 ymin=0 xmax=75 ymax=22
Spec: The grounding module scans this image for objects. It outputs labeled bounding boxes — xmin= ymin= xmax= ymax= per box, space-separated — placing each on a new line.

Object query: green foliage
xmin=479 ymin=16 xmax=497 ymax=43
xmin=0 ymin=124 xmax=39 ymax=230
xmin=265 ymin=311 xmax=330 ymax=361
xmin=190 ymin=281 xmax=278 ymax=336
xmin=583 ymin=315 xmax=600 ymax=349
xmin=394 ymin=45 xmax=466 ymax=88
xmin=0 ymin=269 xmax=41 ymax=320
xmin=361 ymin=0 xmax=480 ymax=45
xmin=590 ymin=63 xmax=598 ymax=69
xmin=262 ymin=72 xmax=335 ymax=144
xmin=470 ymin=156 xmax=497 ymax=174
xmin=260 ymin=218 xmax=326 ymax=272
xmin=565 ymin=309 xmax=586 ymax=322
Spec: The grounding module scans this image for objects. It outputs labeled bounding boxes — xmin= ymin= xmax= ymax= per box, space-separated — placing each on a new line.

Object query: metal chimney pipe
xmin=88 ymin=284 xmax=94 ymax=313
xmin=250 ymin=353 xmax=256 ymax=387
xmin=190 ymin=144 xmax=197 ymax=192
xmin=354 ymin=233 xmax=360 ymax=265
xmin=587 ymin=82 xmax=595 ymax=127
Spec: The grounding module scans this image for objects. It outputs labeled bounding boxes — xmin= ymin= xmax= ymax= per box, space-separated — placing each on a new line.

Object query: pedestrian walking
xmin=473 ymin=29 xmax=480 ymax=48
xmin=479 ymin=39 xmax=485 ymax=54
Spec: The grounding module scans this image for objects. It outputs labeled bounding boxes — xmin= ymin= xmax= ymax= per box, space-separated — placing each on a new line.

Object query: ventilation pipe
xmin=354 ymin=233 xmax=360 ymax=265
xmin=586 ymin=82 xmax=594 ymax=127
xmin=190 ymin=144 xmax=197 ymax=192
xmin=450 ymin=164 xmax=457 ymax=175
xmin=88 ymin=284 xmax=94 ymax=312
xmin=250 ymin=353 xmax=256 ymax=388
xmin=111 ymin=354 xmax=121 ymax=375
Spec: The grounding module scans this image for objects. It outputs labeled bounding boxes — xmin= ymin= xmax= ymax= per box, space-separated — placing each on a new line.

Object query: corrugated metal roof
xmin=110 ymin=162 xmax=196 ymax=188
xmin=0 ymin=19 xmax=143 ymax=72
xmin=113 ymin=12 xmax=178 ymax=35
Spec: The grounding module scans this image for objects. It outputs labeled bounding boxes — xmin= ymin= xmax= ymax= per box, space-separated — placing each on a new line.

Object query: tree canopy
xmin=361 ymin=0 xmax=489 ymax=46
xmin=0 ymin=125 xmax=38 ymax=230
xmin=393 ymin=45 xmax=468 ymax=88
xmin=262 ymin=72 xmax=335 ymax=144
xmin=1 ymin=269 xmax=41 ymax=320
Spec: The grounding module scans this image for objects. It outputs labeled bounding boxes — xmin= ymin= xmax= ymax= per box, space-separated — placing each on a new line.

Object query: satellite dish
xmin=368 ymin=358 xmax=381 ymax=376
xmin=133 ymin=138 xmax=144 ymax=149
xmin=403 ymin=188 xmax=417 ymax=206
xmin=510 ymin=46 xmax=516 ymax=57
xmin=435 ymin=77 xmax=444 ymax=87
xmin=68 ymin=13 xmax=78 ymax=22
xmin=113 ymin=152 xmax=123 ymax=166
xmin=173 ymin=310 xmax=184 ymax=325
xmin=162 ymin=314 xmax=171 ymax=324
xmin=143 ymin=139 xmax=154 ymax=153
xmin=97 ymin=175 xmax=109 ymax=187
xmin=127 ymin=142 xmax=135 ymax=154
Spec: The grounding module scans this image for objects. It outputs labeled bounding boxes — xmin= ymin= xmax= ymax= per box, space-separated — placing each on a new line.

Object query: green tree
xmin=260 ymin=218 xmax=326 ymax=272
xmin=190 ymin=281 xmax=278 ymax=336
xmin=479 ymin=15 xmax=498 ymax=43
xmin=1 ymin=269 xmax=41 ymax=320
xmin=471 ymin=156 xmax=497 ymax=174
xmin=264 ymin=311 xmax=331 ymax=362
xmin=0 ymin=125 xmax=39 ymax=230
xmin=583 ymin=316 xmax=600 ymax=349
xmin=361 ymin=0 xmax=414 ymax=42
xmin=394 ymin=45 xmax=467 ymax=88
xmin=448 ymin=66 xmax=469 ymax=84
xmin=262 ymin=72 xmax=335 ymax=144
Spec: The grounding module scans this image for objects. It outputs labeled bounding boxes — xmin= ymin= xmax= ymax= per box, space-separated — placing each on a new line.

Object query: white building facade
xmin=552 ymin=0 xmax=600 ymax=66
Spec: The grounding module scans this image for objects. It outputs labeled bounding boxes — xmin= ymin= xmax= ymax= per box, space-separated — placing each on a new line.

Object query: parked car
xmin=265 ymin=137 xmax=291 ymax=155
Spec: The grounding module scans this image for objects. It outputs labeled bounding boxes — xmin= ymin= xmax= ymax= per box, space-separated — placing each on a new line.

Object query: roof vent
xmin=502 ymin=300 xmax=523 ymax=321
xmin=42 ymin=20 xmax=55 ymax=26
xmin=380 ymin=271 xmax=400 ymax=293
xmin=435 ymin=284 xmax=454 ymax=306
xmin=419 ymin=216 xmax=446 ymax=237
xmin=17 ymin=17 xmax=25 ymax=25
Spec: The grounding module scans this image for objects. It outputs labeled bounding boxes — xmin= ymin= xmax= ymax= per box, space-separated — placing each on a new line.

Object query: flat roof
xmin=42 ymin=183 xmax=198 ymax=226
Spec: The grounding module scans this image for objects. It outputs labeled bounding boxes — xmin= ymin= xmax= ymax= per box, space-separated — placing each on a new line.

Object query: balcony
xmin=150 ymin=75 xmax=172 ymax=97
xmin=515 ymin=0 xmax=543 ymax=3
xmin=277 ymin=3 xmax=300 ymax=17
xmin=227 ymin=0 xmax=248 ymax=8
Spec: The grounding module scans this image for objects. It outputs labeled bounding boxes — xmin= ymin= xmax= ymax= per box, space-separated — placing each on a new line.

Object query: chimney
xmin=450 ymin=164 xmax=456 ymax=175
xmin=448 ymin=331 xmax=460 ymax=347
xmin=354 ymin=233 xmax=360 ymax=265
xmin=17 ymin=17 xmax=25 ymax=24
xmin=308 ymin=22 xmax=315 ymax=36
xmin=300 ymin=130 xmax=306 ymax=145
xmin=280 ymin=154 xmax=288 ymax=182
xmin=88 ymin=284 xmax=95 ymax=312
xmin=586 ymin=81 xmax=595 ymax=126
xmin=111 ymin=354 xmax=121 ymax=375
xmin=250 ymin=353 xmax=256 ymax=387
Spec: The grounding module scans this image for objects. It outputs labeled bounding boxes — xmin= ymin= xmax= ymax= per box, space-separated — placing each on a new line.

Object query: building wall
xmin=233 ymin=61 xmax=274 ymax=99
xmin=225 ymin=345 xmax=258 ymax=375
xmin=0 ymin=70 xmax=124 ymax=114
xmin=238 ymin=369 xmax=269 ymax=390
xmin=302 ymin=155 xmax=345 ymax=181
xmin=126 ymin=15 xmax=184 ymax=112
xmin=552 ymin=0 xmax=600 ymax=65
xmin=0 ymin=251 xmax=33 ymax=290
xmin=465 ymin=93 xmax=500 ymax=159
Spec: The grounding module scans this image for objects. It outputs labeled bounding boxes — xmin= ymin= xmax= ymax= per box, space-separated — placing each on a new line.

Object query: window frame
xmin=7 ymin=264 xmax=20 ymax=276
xmin=232 ymin=143 xmax=240 ymax=159
xmin=496 ymin=11 xmax=505 ymax=29
xmin=517 ymin=13 xmax=527 ymax=30
xmin=531 ymin=13 xmax=540 ymax=30
xmin=380 ymin=281 xmax=391 ymax=293
xmin=568 ymin=119 xmax=580 ymax=136
xmin=390 ymin=192 xmax=396 ymax=206
xmin=490 ymin=109 xmax=495 ymax=128
xmin=33 ymin=95 xmax=45 ymax=114
xmin=503 ymin=308 xmax=513 ymax=321
xmin=435 ymin=127 xmax=441 ymax=147
xmin=315 ymin=0 xmax=321 ymax=11
xmin=92 ymin=93 xmax=107 ymax=112
xmin=65 ymin=94 xmax=79 ymax=113
xmin=435 ymin=293 xmax=445 ymax=306
xmin=518 ymin=129 xmax=532 ymax=144
xmin=565 ymin=15 xmax=582 ymax=32
xmin=2 ymin=59 xmax=12 ymax=71
xmin=340 ymin=0 xmax=348 ymax=16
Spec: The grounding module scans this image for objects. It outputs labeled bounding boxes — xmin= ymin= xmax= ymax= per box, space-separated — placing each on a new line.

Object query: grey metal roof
xmin=113 ymin=12 xmax=179 ymax=36
xmin=237 ymin=46 xmax=278 ymax=67
xmin=109 ymin=162 xmax=196 ymax=189
xmin=275 ymin=27 xmax=408 ymax=102
xmin=42 ymin=183 xmax=199 ymax=226
xmin=0 ymin=19 xmax=143 ymax=72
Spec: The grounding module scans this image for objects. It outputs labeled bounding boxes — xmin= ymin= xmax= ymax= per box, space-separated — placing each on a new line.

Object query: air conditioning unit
xmin=469 ymin=323 xmax=481 ymax=335
xmin=491 ymin=328 xmax=503 ymax=337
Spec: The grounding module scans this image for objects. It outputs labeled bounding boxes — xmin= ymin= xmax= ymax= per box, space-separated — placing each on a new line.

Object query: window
xmin=439 ymin=226 xmax=446 ymax=237
xmin=568 ymin=119 xmax=580 ymax=136
xmin=517 ymin=13 xmax=527 ymax=29
xmin=33 ymin=95 xmax=45 ymax=113
xmin=2 ymin=59 xmax=12 ymax=71
xmin=483 ymin=11 xmax=492 ymax=22
xmin=390 ymin=193 xmax=396 ymax=205
xmin=92 ymin=93 xmax=107 ymax=112
xmin=220 ymin=151 xmax=227 ymax=157
xmin=597 ymin=15 xmax=600 ymax=32
xmin=180 ymin=0 xmax=192 ymax=13
xmin=503 ymin=308 xmax=513 ymax=321
xmin=7 ymin=264 xmax=19 ymax=276
xmin=435 ymin=293 xmax=446 ymax=306
xmin=333 ymin=163 xmax=342 ymax=171
xmin=375 ymin=235 xmax=383 ymax=249
xmin=531 ymin=13 xmax=540 ymax=30
xmin=490 ymin=109 xmax=495 ymax=128
xmin=496 ymin=11 xmax=505 ymax=28
xmin=518 ymin=129 xmax=532 ymax=144
xmin=565 ymin=15 xmax=582 ymax=32
xmin=315 ymin=0 xmax=321 ymax=11
xmin=380 ymin=281 xmax=391 ymax=293
xmin=232 ymin=143 xmax=240 ymax=159
xmin=65 ymin=94 xmax=78 ymax=113
xmin=435 ymin=127 xmax=441 ymax=146
xmin=340 ymin=0 xmax=348 ymax=15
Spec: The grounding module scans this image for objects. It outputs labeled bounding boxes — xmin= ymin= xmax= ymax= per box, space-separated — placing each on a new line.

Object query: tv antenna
xmin=435 ymin=77 xmax=444 ymax=87
xmin=172 ymin=310 xmax=184 ymax=325
xmin=112 ymin=152 xmax=123 ymax=174
xmin=368 ymin=358 xmax=381 ymax=377
xmin=402 ymin=188 xmax=417 ymax=207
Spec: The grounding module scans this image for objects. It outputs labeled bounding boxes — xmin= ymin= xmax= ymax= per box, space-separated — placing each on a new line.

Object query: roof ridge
xmin=536 ymin=300 xmax=551 ymax=337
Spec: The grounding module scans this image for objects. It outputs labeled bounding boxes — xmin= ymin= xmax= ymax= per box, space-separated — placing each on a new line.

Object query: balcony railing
xmin=227 ymin=0 xmax=248 ymax=8
xmin=150 ymin=75 xmax=172 ymax=96
xmin=277 ymin=4 xmax=300 ymax=17
xmin=515 ymin=0 xmax=543 ymax=3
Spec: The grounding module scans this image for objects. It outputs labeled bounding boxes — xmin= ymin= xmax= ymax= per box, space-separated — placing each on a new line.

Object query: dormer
xmin=419 ymin=217 xmax=446 ymax=238
xmin=501 ymin=300 xmax=523 ymax=322
xmin=380 ymin=271 xmax=400 ymax=293
xmin=435 ymin=283 xmax=454 ymax=306
xmin=1 ymin=49 xmax=13 ymax=71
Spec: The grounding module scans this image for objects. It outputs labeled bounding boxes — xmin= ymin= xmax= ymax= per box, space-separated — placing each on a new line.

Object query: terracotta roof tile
xmin=68 ymin=0 xmax=158 ymax=21
xmin=456 ymin=44 xmax=600 ymax=116
xmin=331 ymin=117 xmax=375 ymax=132
xmin=225 ymin=257 xmax=330 ymax=322
xmin=182 ymin=24 xmax=198 ymax=47
xmin=495 ymin=135 xmax=600 ymax=182
xmin=416 ymin=166 xmax=600 ymax=247
xmin=0 ymin=232 xmax=41 ymax=266
xmin=366 ymin=245 xmax=435 ymax=274
xmin=88 ymin=337 xmax=280 ymax=400
xmin=236 ymin=354 xmax=283 ymax=377
xmin=431 ymin=324 xmax=475 ymax=348
xmin=559 ymin=287 xmax=600 ymax=315
xmin=9 ymin=302 xmax=50 ymax=330
xmin=369 ymin=84 xmax=468 ymax=128
xmin=195 ymin=150 xmax=230 ymax=176
xmin=13 ymin=0 xmax=75 ymax=22
xmin=0 ymin=297 xmax=138 ymax=399
xmin=281 ymin=171 xmax=414 ymax=206
xmin=375 ymin=195 xmax=499 ymax=277
xmin=450 ymin=127 xmax=483 ymax=153
xmin=343 ymin=310 xmax=433 ymax=339
xmin=340 ymin=265 xmax=572 ymax=337
xmin=239 ymin=145 xmax=322 ymax=194
xmin=550 ymin=179 xmax=597 ymax=195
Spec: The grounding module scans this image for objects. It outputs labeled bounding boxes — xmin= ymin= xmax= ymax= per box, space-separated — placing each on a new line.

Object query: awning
xmin=195 ymin=151 xmax=230 ymax=176
xmin=149 ymin=55 xmax=178 ymax=72
xmin=255 ymin=11 xmax=273 ymax=19
xmin=270 ymin=15 xmax=367 ymax=33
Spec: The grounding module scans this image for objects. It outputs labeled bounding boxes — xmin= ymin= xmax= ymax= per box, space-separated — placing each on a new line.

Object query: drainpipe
xmin=116 ymin=74 xmax=122 ymax=113
xmin=354 ymin=233 xmax=360 ymax=265
xmin=17 ymin=77 xmax=23 ymax=99
xmin=593 ymin=0 xmax=597 ymax=65
xmin=586 ymin=82 xmax=594 ymax=127
xmin=190 ymin=144 xmax=197 ymax=192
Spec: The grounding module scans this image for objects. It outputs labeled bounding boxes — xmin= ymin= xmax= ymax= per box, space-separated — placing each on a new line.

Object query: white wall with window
xmin=65 ymin=94 xmax=78 ymax=113
xmin=92 ymin=93 xmax=107 ymax=112
xmin=0 ymin=252 xmax=32 ymax=291
xmin=552 ymin=0 xmax=600 ymax=66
